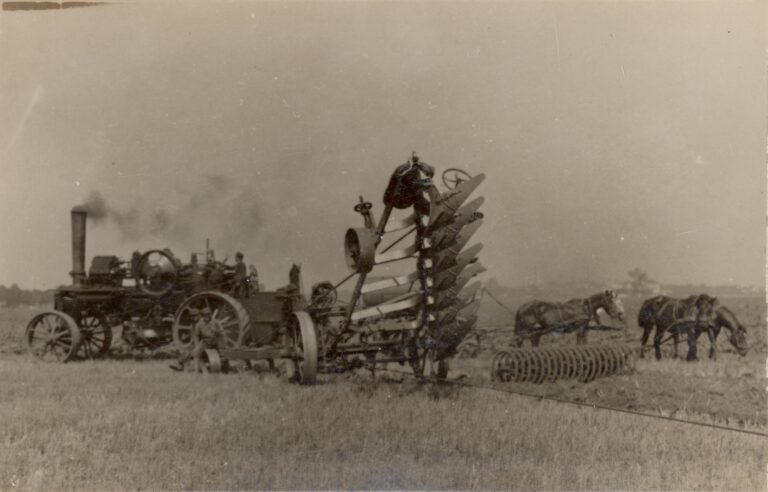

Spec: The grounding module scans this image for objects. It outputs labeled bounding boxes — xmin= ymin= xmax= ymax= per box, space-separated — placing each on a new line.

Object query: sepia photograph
xmin=0 ymin=0 xmax=765 ymax=490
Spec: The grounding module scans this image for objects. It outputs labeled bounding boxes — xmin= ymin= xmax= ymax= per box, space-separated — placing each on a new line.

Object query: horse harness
xmin=655 ymin=297 xmax=712 ymax=346
xmin=659 ymin=297 xmax=696 ymax=324
xmin=549 ymin=298 xmax=592 ymax=332
xmin=559 ymin=298 xmax=593 ymax=323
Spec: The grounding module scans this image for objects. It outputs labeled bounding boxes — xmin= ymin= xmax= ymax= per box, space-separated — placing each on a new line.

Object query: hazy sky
xmin=0 ymin=1 xmax=765 ymax=290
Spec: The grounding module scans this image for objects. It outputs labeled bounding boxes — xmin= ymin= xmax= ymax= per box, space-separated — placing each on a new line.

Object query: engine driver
xmin=233 ymin=251 xmax=248 ymax=298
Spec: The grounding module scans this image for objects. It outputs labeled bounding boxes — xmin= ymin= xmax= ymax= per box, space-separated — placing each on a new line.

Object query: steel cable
xmin=379 ymin=367 xmax=768 ymax=438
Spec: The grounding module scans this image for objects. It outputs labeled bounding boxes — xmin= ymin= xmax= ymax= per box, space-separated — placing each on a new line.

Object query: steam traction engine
xmin=24 ymin=207 xmax=260 ymax=361
xmin=206 ymin=155 xmax=486 ymax=383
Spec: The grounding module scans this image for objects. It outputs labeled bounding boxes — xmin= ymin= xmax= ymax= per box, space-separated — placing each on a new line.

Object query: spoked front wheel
xmin=26 ymin=311 xmax=82 ymax=362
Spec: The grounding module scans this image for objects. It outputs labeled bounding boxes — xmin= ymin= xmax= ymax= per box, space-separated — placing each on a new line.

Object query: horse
xmin=692 ymin=304 xmax=749 ymax=359
xmin=513 ymin=290 xmax=625 ymax=347
xmin=638 ymin=294 xmax=718 ymax=360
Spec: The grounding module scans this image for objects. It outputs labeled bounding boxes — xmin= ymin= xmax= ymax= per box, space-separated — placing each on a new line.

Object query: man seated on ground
xmin=169 ymin=307 xmax=225 ymax=372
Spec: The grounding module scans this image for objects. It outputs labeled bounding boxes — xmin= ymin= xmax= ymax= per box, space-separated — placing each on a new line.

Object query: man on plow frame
xmin=169 ymin=307 xmax=225 ymax=372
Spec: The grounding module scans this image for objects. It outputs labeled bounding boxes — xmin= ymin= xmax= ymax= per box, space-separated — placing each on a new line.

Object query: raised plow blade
xmin=491 ymin=344 xmax=639 ymax=384
xmin=429 ymin=270 xmax=482 ymax=308
xmin=427 ymin=197 xmax=484 ymax=250
xmin=433 ymin=261 xmax=486 ymax=294
xmin=426 ymin=221 xmax=483 ymax=272
xmin=420 ymin=190 xmax=483 ymax=314
xmin=431 ymin=315 xmax=479 ymax=360
xmin=431 ymin=297 xmax=481 ymax=328
xmin=426 ymin=174 xmax=486 ymax=230
xmin=431 ymin=281 xmax=482 ymax=311
xmin=432 ymin=243 xmax=483 ymax=282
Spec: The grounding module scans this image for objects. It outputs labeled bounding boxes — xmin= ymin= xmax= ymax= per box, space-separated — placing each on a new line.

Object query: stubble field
xmin=463 ymin=295 xmax=767 ymax=428
xmin=0 ymin=298 xmax=765 ymax=490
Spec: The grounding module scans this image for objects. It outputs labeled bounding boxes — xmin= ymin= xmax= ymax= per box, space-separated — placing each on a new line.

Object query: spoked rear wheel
xmin=77 ymin=315 xmax=112 ymax=359
xmin=26 ymin=311 xmax=82 ymax=362
xmin=286 ymin=311 xmax=318 ymax=385
xmin=173 ymin=291 xmax=250 ymax=351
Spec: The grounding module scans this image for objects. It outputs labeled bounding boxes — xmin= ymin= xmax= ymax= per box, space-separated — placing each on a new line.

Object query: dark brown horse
xmin=693 ymin=305 xmax=749 ymax=359
xmin=638 ymin=294 xmax=718 ymax=360
xmin=514 ymin=290 xmax=625 ymax=347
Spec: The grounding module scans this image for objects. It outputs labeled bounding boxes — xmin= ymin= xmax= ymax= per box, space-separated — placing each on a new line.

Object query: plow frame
xmin=201 ymin=157 xmax=486 ymax=384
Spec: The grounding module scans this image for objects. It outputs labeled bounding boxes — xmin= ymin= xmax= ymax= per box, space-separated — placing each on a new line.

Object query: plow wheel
xmin=173 ymin=292 xmax=250 ymax=350
xmin=26 ymin=311 xmax=82 ymax=362
xmin=77 ymin=315 xmax=112 ymax=359
xmin=286 ymin=311 xmax=317 ymax=385
xmin=201 ymin=349 xmax=230 ymax=374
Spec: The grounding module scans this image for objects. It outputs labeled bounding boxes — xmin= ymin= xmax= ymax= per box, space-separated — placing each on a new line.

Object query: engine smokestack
xmin=71 ymin=206 xmax=87 ymax=287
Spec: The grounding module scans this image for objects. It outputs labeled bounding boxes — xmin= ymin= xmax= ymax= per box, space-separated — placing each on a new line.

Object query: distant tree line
xmin=0 ymin=284 xmax=53 ymax=307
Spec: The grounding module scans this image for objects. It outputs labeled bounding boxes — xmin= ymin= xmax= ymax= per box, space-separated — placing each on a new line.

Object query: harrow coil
xmin=491 ymin=344 xmax=638 ymax=383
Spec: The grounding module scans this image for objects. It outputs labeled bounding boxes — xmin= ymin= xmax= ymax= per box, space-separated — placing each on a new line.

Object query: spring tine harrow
xmin=491 ymin=344 xmax=639 ymax=383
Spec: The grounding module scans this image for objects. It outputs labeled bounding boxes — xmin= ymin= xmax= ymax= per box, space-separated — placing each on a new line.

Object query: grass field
xmin=1 ymin=301 xmax=766 ymax=490
xmin=1 ymin=357 xmax=765 ymax=491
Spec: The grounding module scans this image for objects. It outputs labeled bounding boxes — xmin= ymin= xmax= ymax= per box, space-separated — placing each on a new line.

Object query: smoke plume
xmin=78 ymin=175 xmax=262 ymax=252
xmin=80 ymin=191 xmax=108 ymax=221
